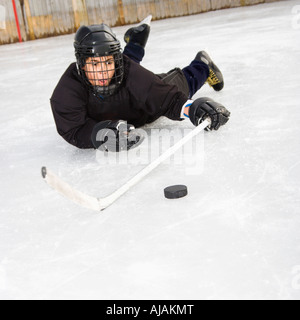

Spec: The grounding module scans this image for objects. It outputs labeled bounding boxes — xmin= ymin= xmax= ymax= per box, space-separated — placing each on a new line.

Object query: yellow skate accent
xmin=206 ymin=69 xmax=221 ymax=87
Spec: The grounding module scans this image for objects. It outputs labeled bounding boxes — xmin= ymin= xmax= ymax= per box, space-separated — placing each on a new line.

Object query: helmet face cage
xmin=76 ymin=51 xmax=124 ymax=97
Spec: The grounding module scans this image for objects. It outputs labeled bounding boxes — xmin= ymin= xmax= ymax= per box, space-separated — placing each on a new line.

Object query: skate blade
xmin=139 ymin=15 xmax=152 ymax=26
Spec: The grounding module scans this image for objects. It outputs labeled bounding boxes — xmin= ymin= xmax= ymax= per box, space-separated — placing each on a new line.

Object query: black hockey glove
xmin=91 ymin=120 xmax=144 ymax=152
xmin=189 ymin=97 xmax=230 ymax=130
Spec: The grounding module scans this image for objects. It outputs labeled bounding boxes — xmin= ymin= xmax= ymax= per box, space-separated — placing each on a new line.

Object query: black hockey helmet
xmin=74 ymin=24 xmax=124 ymax=97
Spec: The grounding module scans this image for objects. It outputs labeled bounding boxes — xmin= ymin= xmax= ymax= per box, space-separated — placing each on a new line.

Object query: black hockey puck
xmin=164 ymin=185 xmax=188 ymax=199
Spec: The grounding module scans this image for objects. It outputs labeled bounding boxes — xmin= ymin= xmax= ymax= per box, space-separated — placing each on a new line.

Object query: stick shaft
xmin=101 ymin=120 xmax=210 ymax=209
xmin=43 ymin=120 xmax=210 ymax=211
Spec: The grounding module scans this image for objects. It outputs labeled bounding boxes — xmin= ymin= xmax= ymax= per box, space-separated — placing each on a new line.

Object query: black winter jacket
xmin=50 ymin=55 xmax=188 ymax=149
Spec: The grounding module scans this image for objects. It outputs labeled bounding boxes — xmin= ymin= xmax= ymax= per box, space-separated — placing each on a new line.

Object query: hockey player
xmin=50 ymin=19 xmax=230 ymax=151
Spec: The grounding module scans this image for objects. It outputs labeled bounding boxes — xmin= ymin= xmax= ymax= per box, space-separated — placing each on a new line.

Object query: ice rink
xmin=1 ymin=0 xmax=300 ymax=300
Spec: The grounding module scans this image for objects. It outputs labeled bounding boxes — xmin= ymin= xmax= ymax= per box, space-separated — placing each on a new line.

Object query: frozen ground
xmin=1 ymin=0 xmax=300 ymax=300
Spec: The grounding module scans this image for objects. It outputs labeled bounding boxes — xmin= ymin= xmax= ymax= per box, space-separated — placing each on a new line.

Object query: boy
xmin=50 ymin=20 xmax=230 ymax=151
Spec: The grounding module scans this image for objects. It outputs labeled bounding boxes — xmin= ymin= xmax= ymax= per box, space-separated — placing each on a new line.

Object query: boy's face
xmin=84 ymin=56 xmax=115 ymax=87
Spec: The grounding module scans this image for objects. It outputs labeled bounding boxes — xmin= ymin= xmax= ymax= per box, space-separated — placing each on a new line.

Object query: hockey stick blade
xmin=41 ymin=167 xmax=103 ymax=211
xmin=41 ymin=119 xmax=211 ymax=212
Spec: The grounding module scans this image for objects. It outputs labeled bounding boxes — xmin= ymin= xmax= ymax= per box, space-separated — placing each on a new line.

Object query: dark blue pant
xmin=123 ymin=42 xmax=145 ymax=64
xmin=124 ymin=43 xmax=209 ymax=98
xmin=182 ymin=60 xmax=209 ymax=98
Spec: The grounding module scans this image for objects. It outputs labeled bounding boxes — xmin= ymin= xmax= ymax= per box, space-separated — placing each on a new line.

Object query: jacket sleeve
xmin=50 ymin=64 xmax=98 ymax=149
xmin=50 ymin=98 xmax=98 ymax=149
xmin=126 ymin=61 xmax=188 ymax=122
xmin=145 ymin=78 xmax=188 ymax=121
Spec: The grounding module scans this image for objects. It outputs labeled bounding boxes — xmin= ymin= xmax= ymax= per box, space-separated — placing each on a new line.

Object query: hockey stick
xmin=42 ymin=119 xmax=210 ymax=211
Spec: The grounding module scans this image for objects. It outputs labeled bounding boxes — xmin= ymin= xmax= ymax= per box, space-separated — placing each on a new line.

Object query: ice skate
xmin=195 ymin=51 xmax=224 ymax=91
xmin=124 ymin=15 xmax=152 ymax=48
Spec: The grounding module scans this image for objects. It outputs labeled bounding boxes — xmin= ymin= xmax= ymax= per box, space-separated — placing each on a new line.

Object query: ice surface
xmin=1 ymin=0 xmax=300 ymax=300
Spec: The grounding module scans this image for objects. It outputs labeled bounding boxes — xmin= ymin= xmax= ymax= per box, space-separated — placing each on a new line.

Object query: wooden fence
xmin=0 ymin=0 xmax=280 ymax=45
